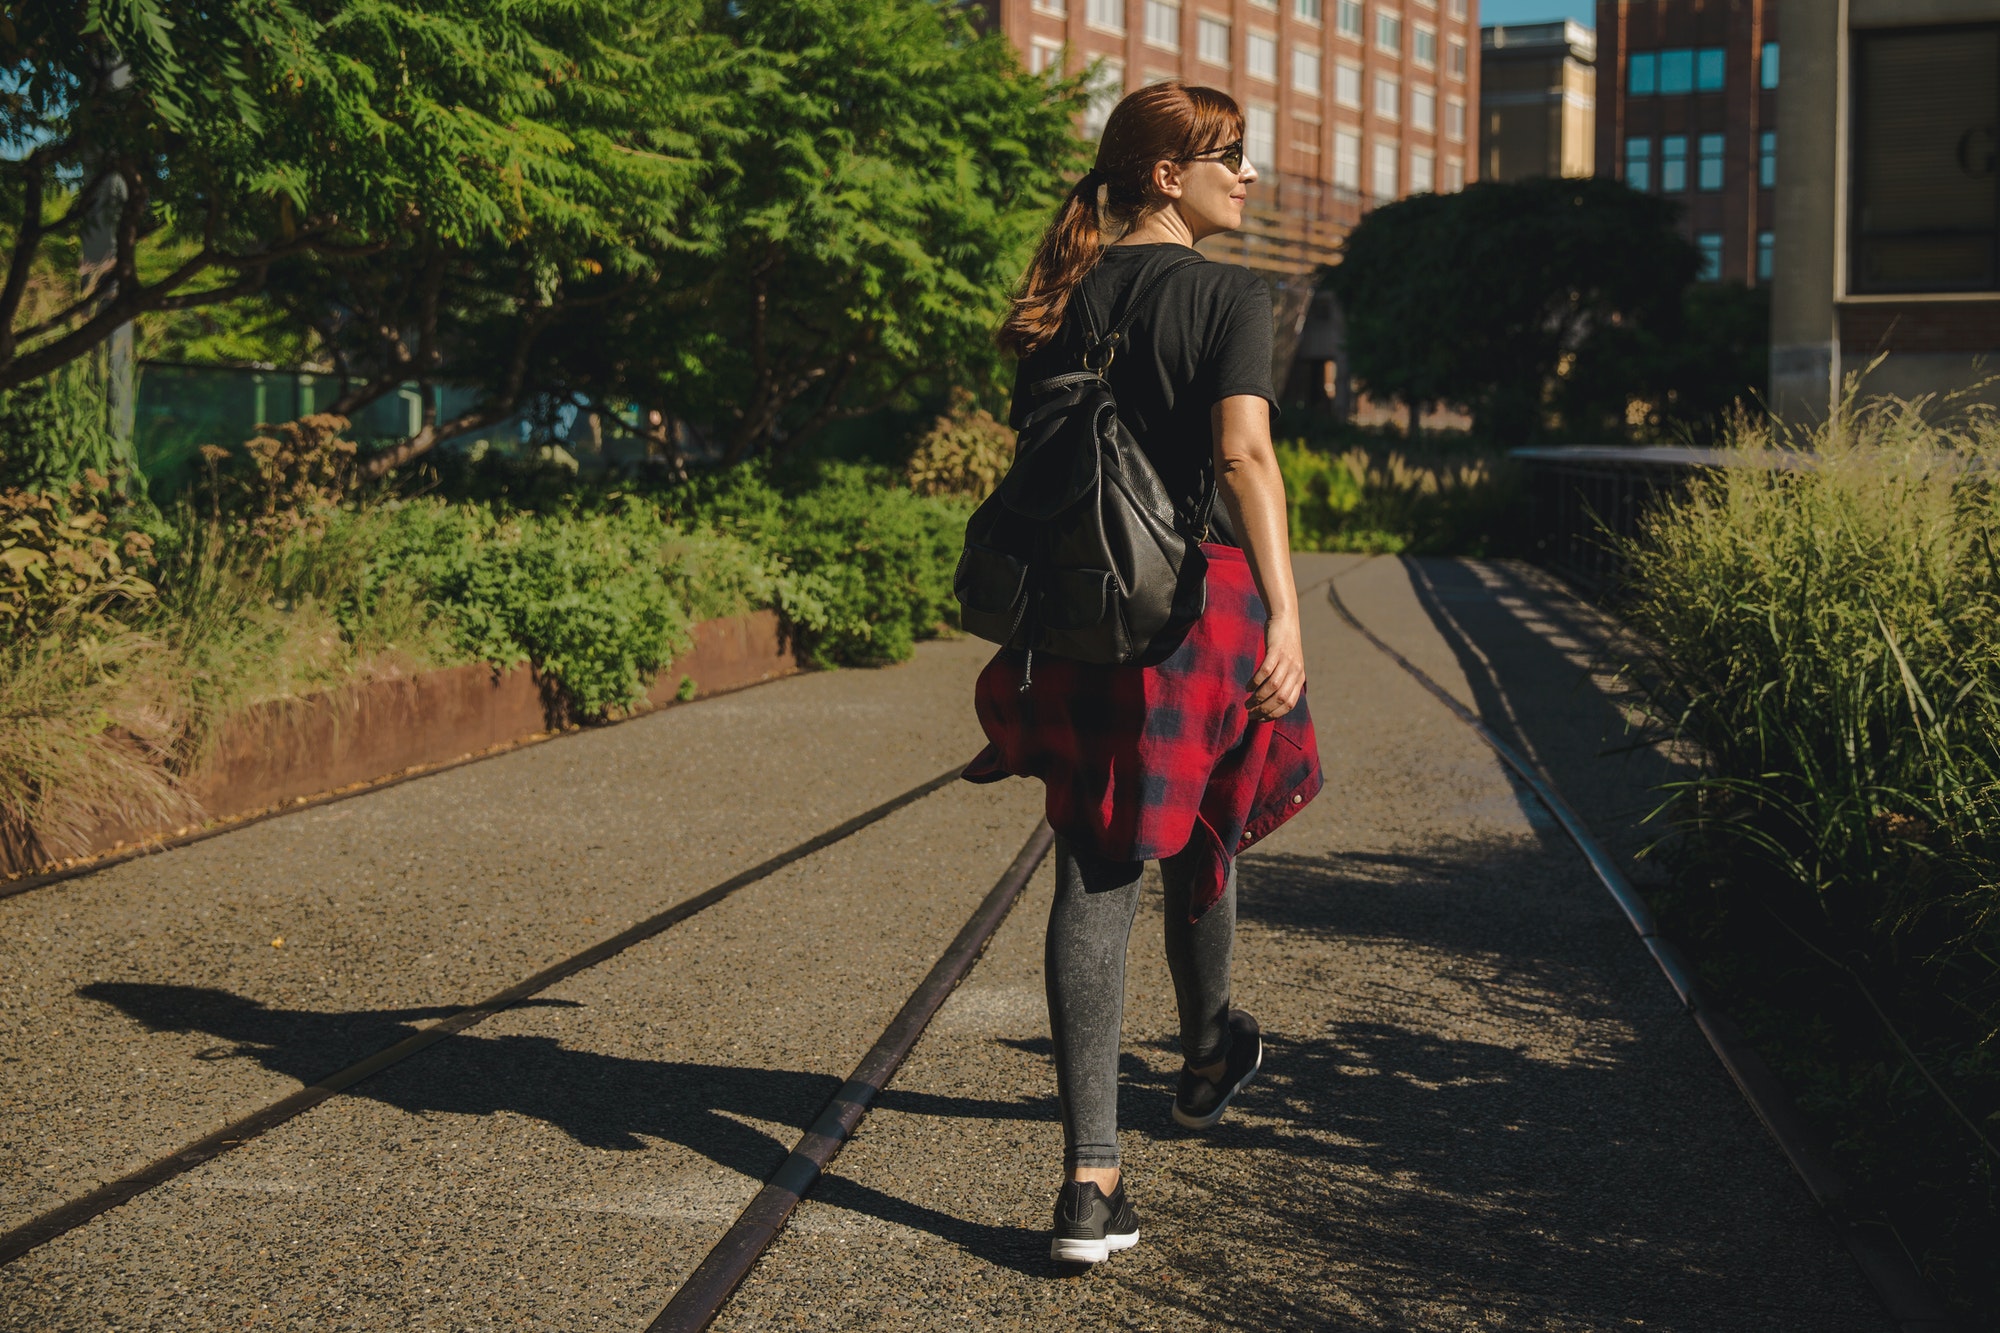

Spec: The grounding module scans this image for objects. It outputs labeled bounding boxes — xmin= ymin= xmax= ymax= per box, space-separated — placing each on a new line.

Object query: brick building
xmin=981 ymin=0 xmax=1481 ymax=395
xmin=1479 ymin=20 xmax=1596 ymax=182
xmin=1769 ymin=0 xmax=2000 ymax=418
xmin=1595 ymin=0 xmax=1778 ymax=284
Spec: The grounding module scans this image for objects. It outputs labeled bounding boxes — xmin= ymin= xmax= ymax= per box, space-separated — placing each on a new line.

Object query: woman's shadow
xmin=78 ymin=980 xmax=1061 ymax=1274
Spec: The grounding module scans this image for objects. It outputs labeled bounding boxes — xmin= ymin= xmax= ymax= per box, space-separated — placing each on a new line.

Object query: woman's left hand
xmin=1249 ymin=613 xmax=1305 ymax=720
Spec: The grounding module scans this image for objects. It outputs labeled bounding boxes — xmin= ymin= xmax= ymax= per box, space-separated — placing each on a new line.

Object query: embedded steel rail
xmin=0 ymin=764 xmax=967 ymax=1267
xmin=648 ymin=821 xmax=1055 ymax=1333
xmin=1326 ymin=573 xmax=1956 ymax=1333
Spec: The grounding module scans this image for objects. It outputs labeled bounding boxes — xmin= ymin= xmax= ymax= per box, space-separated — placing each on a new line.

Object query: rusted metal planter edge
xmin=1 ymin=610 xmax=799 ymax=890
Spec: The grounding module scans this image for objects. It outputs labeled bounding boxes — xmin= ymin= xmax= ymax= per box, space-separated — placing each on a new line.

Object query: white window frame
xmin=1443 ymin=155 xmax=1464 ymax=191
xmin=1374 ymin=72 xmax=1400 ymax=120
xmin=1336 ymin=0 xmax=1363 ymax=38
xmin=1197 ymin=14 xmax=1231 ymax=66
xmin=1245 ymin=102 xmax=1278 ymax=170
xmin=1334 ymin=58 xmax=1362 ymax=108
xmin=1030 ymin=38 xmax=1065 ymax=75
xmin=1447 ymin=36 xmax=1467 ymax=79
xmin=1082 ymin=58 xmax=1125 ymax=137
xmin=1295 ymin=0 xmax=1323 ymax=26
xmin=1410 ymin=148 xmax=1435 ymax=193
xmin=1333 ymin=128 xmax=1361 ymax=190
xmin=1372 ymin=140 xmax=1399 ymax=199
xmin=1087 ymin=0 xmax=1126 ymax=35
xmin=1292 ymin=45 xmax=1322 ymax=95
xmin=1032 ymin=0 xmax=1068 ymax=15
xmin=1411 ymin=85 xmax=1436 ymax=132
xmin=1246 ymin=30 xmax=1278 ymax=82
xmin=1412 ymin=24 xmax=1437 ymax=69
xmin=1144 ymin=0 xmax=1181 ymax=51
xmin=1444 ymin=95 xmax=1465 ymax=142
xmin=1376 ymin=9 xmax=1402 ymax=55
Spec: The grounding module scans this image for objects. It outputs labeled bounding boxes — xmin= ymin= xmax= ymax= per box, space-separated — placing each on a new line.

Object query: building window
xmin=1247 ymin=31 xmax=1278 ymax=81
xmin=1696 ymin=233 xmax=1723 ymax=281
xmin=1334 ymin=59 xmax=1362 ymax=108
xmin=1661 ymin=134 xmax=1687 ymax=191
xmin=1293 ymin=46 xmax=1322 ymax=95
xmin=1659 ymin=49 xmax=1694 ymax=94
xmin=1246 ymin=104 xmax=1277 ymax=169
xmin=1375 ymin=73 xmax=1400 ymax=119
xmin=1444 ymin=156 xmax=1464 ymax=191
xmin=1696 ymin=47 xmax=1725 ymax=91
xmin=1032 ymin=0 xmax=1067 ymax=13
xmin=1377 ymin=11 xmax=1402 ymax=54
xmin=1198 ymin=15 xmax=1230 ymax=65
xmin=1851 ymin=24 xmax=2000 ymax=293
xmin=1296 ymin=0 xmax=1322 ymax=23
xmin=1030 ymin=38 xmax=1064 ymax=74
xmin=1334 ymin=130 xmax=1361 ymax=191
xmin=1445 ymin=96 xmax=1465 ymax=142
xmin=1697 ymin=133 xmax=1724 ymax=190
xmin=1447 ymin=37 xmax=1467 ymax=78
xmin=1629 ymin=51 xmax=1657 ymax=96
xmin=1761 ymin=42 xmax=1779 ymax=90
xmin=1248 ymin=0 xmax=1274 ymax=7
xmin=1410 ymin=149 xmax=1435 ymax=193
xmin=1448 ymin=0 xmax=1465 ymax=14
xmin=1757 ymin=230 xmax=1774 ymax=281
xmin=1336 ymin=0 xmax=1362 ymax=38
xmin=1372 ymin=140 xmax=1399 ymax=199
xmin=1413 ymin=26 xmax=1437 ymax=68
xmin=1087 ymin=0 xmax=1125 ymax=33
xmin=1759 ymin=130 xmax=1776 ymax=189
xmin=1624 ymin=136 xmax=1651 ymax=191
xmin=1082 ymin=59 xmax=1124 ymax=138
xmin=1144 ymin=0 xmax=1180 ymax=50
xmin=1412 ymin=86 xmax=1436 ymax=132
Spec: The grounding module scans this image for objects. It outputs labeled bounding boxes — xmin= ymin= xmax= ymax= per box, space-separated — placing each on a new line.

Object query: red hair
xmin=998 ymin=82 xmax=1244 ymax=359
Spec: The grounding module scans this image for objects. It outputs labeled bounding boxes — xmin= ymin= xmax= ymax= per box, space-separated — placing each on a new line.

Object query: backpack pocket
xmin=1041 ymin=567 xmax=1115 ymax=632
xmin=955 ymin=543 xmax=1030 ymax=646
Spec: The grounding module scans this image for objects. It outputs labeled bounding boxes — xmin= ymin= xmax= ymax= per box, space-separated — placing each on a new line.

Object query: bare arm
xmin=1211 ymin=395 xmax=1304 ymax=720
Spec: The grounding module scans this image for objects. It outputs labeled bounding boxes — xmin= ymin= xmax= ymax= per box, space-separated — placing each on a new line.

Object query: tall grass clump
xmin=1275 ymin=440 xmax=1520 ymax=555
xmin=1620 ymin=393 xmax=2000 ymax=1310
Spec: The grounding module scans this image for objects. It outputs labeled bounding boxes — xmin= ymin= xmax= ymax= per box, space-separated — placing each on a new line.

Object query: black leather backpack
xmin=955 ymin=254 xmax=1213 ymax=684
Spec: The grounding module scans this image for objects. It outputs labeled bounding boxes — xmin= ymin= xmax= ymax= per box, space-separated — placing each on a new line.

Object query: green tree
xmin=564 ymin=0 xmax=1086 ymax=462
xmin=1326 ymin=177 xmax=1702 ymax=445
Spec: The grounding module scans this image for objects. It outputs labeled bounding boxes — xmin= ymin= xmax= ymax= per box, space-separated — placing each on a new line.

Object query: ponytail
xmin=998 ymin=82 xmax=1244 ymax=359
xmin=997 ymin=169 xmax=1106 ymax=359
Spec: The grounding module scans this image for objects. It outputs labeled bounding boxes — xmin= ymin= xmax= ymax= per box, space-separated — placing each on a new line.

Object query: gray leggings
xmin=1046 ymin=835 xmax=1237 ymax=1169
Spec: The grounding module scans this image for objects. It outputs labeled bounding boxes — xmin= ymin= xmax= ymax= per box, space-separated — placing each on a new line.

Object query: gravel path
xmin=0 ymin=558 xmax=1890 ymax=1330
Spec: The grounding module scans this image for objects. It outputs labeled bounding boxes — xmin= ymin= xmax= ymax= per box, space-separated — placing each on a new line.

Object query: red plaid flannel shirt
xmin=963 ymin=544 xmax=1323 ymax=919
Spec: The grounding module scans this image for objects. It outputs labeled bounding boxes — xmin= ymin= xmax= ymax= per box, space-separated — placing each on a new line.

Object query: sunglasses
xmin=1186 ymin=140 xmax=1246 ymax=173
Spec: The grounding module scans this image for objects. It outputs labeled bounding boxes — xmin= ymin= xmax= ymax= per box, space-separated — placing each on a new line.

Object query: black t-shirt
xmin=1008 ymin=243 xmax=1278 ymax=545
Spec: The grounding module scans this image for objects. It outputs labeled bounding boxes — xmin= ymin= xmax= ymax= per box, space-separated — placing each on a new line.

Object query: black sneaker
xmin=1172 ymin=1009 xmax=1263 ymax=1130
xmin=1049 ymin=1179 xmax=1140 ymax=1264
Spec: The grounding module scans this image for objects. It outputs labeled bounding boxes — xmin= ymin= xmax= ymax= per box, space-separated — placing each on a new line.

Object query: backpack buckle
xmin=1082 ymin=334 xmax=1119 ymax=373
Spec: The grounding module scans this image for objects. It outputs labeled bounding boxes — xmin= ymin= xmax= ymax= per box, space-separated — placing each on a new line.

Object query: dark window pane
xmin=1659 ymin=48 xmax=1694 ymax=94
xmin=1851 ymin=25 xmax=2000 ymax=292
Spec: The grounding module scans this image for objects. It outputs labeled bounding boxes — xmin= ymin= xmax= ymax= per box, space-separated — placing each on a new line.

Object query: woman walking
xmin=964 ymin=82 xmax=1322 ymax=1265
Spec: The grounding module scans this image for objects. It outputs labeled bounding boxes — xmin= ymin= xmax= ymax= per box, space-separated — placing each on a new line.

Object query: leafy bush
xmin=905 ymin=393 xmax=1014 ymax=500
xmin=1 ymin=471 xmax=157 ymax=636
xmin=678 ymin=461 xmax=966 ymax=667
xmin=1276 ymin=440 xmax=1520 ymax=555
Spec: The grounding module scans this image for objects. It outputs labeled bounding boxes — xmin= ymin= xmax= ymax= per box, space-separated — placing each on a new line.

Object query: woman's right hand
xmin=1248 ymin=612 xmax=1305 ymax=720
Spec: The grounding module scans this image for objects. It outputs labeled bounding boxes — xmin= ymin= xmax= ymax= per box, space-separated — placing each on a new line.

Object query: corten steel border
xmin=647 ymin=821 xmax=1056 ymax=1333
xmin=0 ymin=610 xmax=799 ymax=897
xmin=1327 ymin=572 xmax=1957 ymax=1333
xmin=0 ymin=764 xmax=969 ymax=1267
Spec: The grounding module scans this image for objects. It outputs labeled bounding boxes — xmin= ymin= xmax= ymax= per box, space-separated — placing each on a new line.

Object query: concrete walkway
xmin=0 ymin=557 xmax=1887 ymax=1330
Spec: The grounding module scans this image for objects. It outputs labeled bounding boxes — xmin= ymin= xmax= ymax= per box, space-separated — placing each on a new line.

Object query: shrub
xmin=905 ymin=392 xmax=1014 ymax=500
xmin=0 ymin=471 xmax=157 ymax=637
xmin=1276 ymin=440 xmax=1518 ymax=555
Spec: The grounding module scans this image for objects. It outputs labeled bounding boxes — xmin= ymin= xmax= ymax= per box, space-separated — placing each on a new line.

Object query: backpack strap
xmin=1072 ymin=252 xmax=1207 ymax=374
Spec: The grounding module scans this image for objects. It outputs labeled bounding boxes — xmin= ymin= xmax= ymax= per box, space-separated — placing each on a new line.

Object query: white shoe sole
xmin=1050 ymin=1229 xmax=1140 ymax=1264
xmin=1171 ymin=1037 xmax=1263 ymax=1130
